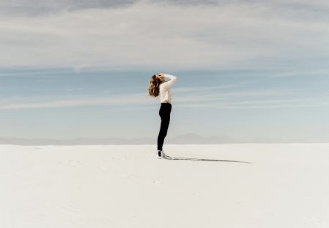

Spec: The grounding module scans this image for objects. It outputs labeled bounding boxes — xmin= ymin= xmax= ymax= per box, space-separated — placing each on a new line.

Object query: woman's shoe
xmin=157 ymin=150 xmax=163 ymax=158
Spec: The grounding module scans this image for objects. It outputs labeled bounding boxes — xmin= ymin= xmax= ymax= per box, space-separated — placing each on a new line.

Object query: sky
xmin=0 ymin=0 xmax=328 ymax=142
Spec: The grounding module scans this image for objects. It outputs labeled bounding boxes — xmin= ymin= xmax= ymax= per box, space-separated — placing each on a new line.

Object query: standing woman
xmin=148 ymin=73 xmax=178 ymax=158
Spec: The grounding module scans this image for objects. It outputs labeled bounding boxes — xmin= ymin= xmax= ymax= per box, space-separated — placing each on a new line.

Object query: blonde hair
xmin=148 ymin=74 xmax=162 ymax=97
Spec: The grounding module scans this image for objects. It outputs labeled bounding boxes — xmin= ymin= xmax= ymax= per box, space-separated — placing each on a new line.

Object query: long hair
xmin=148 ymin=74 xmax=162 ymax=97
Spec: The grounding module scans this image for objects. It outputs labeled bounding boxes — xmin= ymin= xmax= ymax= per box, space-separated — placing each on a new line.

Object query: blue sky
xmin=0 ymin=0 xmax=328 ymax=142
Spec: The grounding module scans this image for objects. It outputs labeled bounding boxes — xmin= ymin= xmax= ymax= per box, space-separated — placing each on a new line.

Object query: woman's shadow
xmin=163 ymin=154 xmax=252 ymax=164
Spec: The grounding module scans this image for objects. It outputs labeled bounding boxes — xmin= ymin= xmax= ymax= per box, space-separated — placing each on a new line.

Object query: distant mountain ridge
xmin=166 ymin=133 xmax=238 ymax=144
xmin=0 ymin=133 xmax=312 ymax=145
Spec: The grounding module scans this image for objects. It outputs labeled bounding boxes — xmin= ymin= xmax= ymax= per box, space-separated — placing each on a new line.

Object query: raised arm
xmin=162 ymin=73 xmax=177 ymax=88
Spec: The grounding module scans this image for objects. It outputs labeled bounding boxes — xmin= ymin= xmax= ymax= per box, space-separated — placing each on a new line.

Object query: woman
xmin=148 ymin=73 xmax=177 ymax=158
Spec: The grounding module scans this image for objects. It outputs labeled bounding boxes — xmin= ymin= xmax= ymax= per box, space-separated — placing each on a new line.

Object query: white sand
xmin=0 ymin=144 xmax=328 ymax=228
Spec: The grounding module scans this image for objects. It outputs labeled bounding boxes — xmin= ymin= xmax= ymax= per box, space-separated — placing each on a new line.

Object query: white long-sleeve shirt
xmin=159 ymin=74 xmax=177 ymax=104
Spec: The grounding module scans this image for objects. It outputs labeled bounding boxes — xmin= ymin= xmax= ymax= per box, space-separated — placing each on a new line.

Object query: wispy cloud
xmin=175 ymin=89 xmax=296 ymax=102
xmin=174 ymin=81 xmax=255 ymax=92
xmin=0 ymin=70 xmax=73 ymax=77
xmin=2 ymin=0 xmax=329 ymax=17
xmin=177 ymin=98 xmax=329 ymax=109
xmin=270 ymin=70 xmax=329 ymax=78
xmin=0 ymin=87 xmax=320 ymax=110
xmin=0 ymin=0 xmax=138 ymax=17
xmin=0 ymin=1 xmax=328 ymax=71
xmin=0 ymin=93 xmax=150 ymax=110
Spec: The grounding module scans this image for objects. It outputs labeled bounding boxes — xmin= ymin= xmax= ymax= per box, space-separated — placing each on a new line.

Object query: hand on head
xmin=157 ymin=73 xmax=164 ymax=79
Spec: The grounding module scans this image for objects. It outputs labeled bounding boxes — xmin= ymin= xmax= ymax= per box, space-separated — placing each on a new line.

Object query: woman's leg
xmin=157 ymin=104 xmax=172 ymax=151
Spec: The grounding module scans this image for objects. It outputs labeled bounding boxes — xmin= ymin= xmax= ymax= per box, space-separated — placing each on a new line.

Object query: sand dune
xmin=0 ymin=144 xmax=328 ymax=228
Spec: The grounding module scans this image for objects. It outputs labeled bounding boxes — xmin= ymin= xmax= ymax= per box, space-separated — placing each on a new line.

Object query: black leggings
xmin=157 ymin=103 xmax=172 ymax=151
